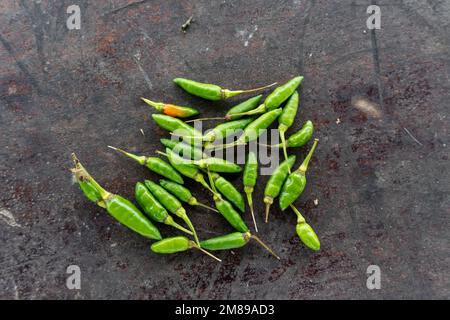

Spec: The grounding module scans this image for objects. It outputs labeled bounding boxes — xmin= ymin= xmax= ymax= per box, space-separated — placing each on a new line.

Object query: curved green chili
xmin=144 ymin=179 xmax=200 ymax=245
xmin=278 ymin=91 xmax=299 ymax=165
xmin=142 ymin=98 xmax=199 ymax=118
xmin=264 ymin=155 xmax=296 ymax=223
xmin=209 ymin=172 xmax=245 ymax=213
xmin=290 ymin=205 xmax=320 ymax=251
xmin=200 ymin=232 xmax=280 ymax=259
xmin=229 ymin=76 xmax=303 ymax=117
xmin=151 ymin=236 xmax=221 ymax=262
xmin=71 ymin=154 xmax=162 ymax=240
xmin=135 ymin=182 xmax=193 ymax=235
xmin=285 ymin=120 xmax=314 ymax=148
xmin=279 ymin=139 xmax=318 ymax=210
xmin=243 ymin=151 xmax=258 ymax=232
xmin=159 ymin=179 xmax=218 ymax=212
xmin=263 ymin=120 xmax=314 ymax=149
xmin=173 ymin=77 xmax=277 ymax=101
xmin=108 ymin=146 xmax=184 ymax=184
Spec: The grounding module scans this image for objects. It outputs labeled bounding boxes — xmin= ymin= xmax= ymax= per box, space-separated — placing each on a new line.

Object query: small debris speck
xmin=181 ymin=16 xmax=194 ymax=33
xmin=314 ymin=199 xmax=319 ymax=206
xmin=336 ymin=118 xmax=341 ymax=124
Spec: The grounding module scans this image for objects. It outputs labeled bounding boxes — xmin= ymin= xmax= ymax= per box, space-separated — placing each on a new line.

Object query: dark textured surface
xmin=0 ymin=0 xmax=449 ymax=299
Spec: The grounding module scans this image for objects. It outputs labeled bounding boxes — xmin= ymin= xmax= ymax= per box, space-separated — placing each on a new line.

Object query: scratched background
xmin=0 ymin=0 xmax=449 ymax=299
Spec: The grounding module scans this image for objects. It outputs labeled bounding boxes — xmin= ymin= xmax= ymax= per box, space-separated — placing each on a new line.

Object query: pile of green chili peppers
xmin=72 ymin=75 xmax=321 ymax=264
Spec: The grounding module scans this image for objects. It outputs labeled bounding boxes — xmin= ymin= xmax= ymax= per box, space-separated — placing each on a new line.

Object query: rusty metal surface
xmin=0 ymin=0 xmax=449 ymax=299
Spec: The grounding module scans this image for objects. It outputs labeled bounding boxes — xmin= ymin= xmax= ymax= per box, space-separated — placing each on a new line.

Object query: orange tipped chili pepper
xmin=141 ymin=98 xmax=199 ymax=118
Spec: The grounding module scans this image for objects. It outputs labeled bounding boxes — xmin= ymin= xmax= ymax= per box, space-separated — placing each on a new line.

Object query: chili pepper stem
xmin=196 ymin=202 xmax=219 ymax=213
xmin=155 ymin=150 xmax=168 ymax=157
xmin=222 ymin=82 xmax=278 ymax=99
xmin=167 ymin=218 xmax=194 ymax=235
xmin=289 ymin=204 xmax=306 ymax=224
xmin=180 ymin=212 xmax=200 ymax=246
xmin=298 ymin=139 xmax=319 ymax=173
xmin=141 ymin=97 xmax=163 ymax=111
xmin=279 ymin=130 xmax=290 ymax=173
xmin=191 ymin=242 xmax=222 ymax=262
xmin=246 ymin=192 xmax=258 ymax=232
xmin=196 ymin=175 xmax=215 ymax=194
xmin=108 ymin=146 xmax=145 ymax=165
xmin=250 ymin=235 xmax=280 ymax=260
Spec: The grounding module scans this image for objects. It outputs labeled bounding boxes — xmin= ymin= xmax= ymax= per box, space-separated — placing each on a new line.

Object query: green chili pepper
xmin=205 ymin=170 xmax=248 ymax=232
xmin=229 ymin=76 xmax=303 ymax=117
xmin=161 ymin=149 xmax=242 ymax=174
xmin=214 ymin=195 xmax=248 ymax=232
xmin=209 ymin=108 xmax=282 ymax=150
xmin=183 ymin=118 xmax=254 ymax=148
xmin=290 ymin=205 xmax=320 ymax=251
xmin=103 ymin=194 xmax=162 ymax=240
xmin=279 ymin=139 xmax=318 ymax=210
xmin=135 ymin=182 xmax=193 ymax=235
xmin=186 ymin=96 xmax=261 ymax=122
xmin=159 ymin=179 xmax=218 ymax=213
xmin=243 ymin=151 xmax=258 ymax=232
xmin=263 ymin=120 xmax=314 ymax=149
xmin=151 ymin=236 xmax=221 ymax=262
xmin=161 ymin=148 xmax=213 ymax=192
xmin=71 ymin=154 xmax=106 ymax=208
xmin=285 ymin=120 xmax=314 ymax=148
xmin=200 ymin=232 xmax=280 ymax=259
xmin=141 ymin=98 xmax=199 ymax=118
xmin=278 ymin=91 xmax=299 ymax=165
xmin=264 ymin=155 xmax=296 ymax=223
xmin=160 ymin=138 xmax=204 ymax=160
xmin=152 ymin=114 xmax=202 ymax=145
xmin=71 ymin=154 xmax=162 ymax=240
xmin=144 ymin=179 xmax=200 ymax=245
xmin=194 ymin=158 xmax=242 ymax=173
xmin=237 ymin=108 xmax=282 ymax=145
xmin=225 ymin=95 xmax=263 ymax=120
xmin=173 ymin=77 xmax=277 ymax=101
xmin=209 ymin=172 xmax=245 ymax=213
xmin=107 ymin=146 xmax=184 ymax=184
xmin=203 ymin=118 xmax=253 ymax=143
